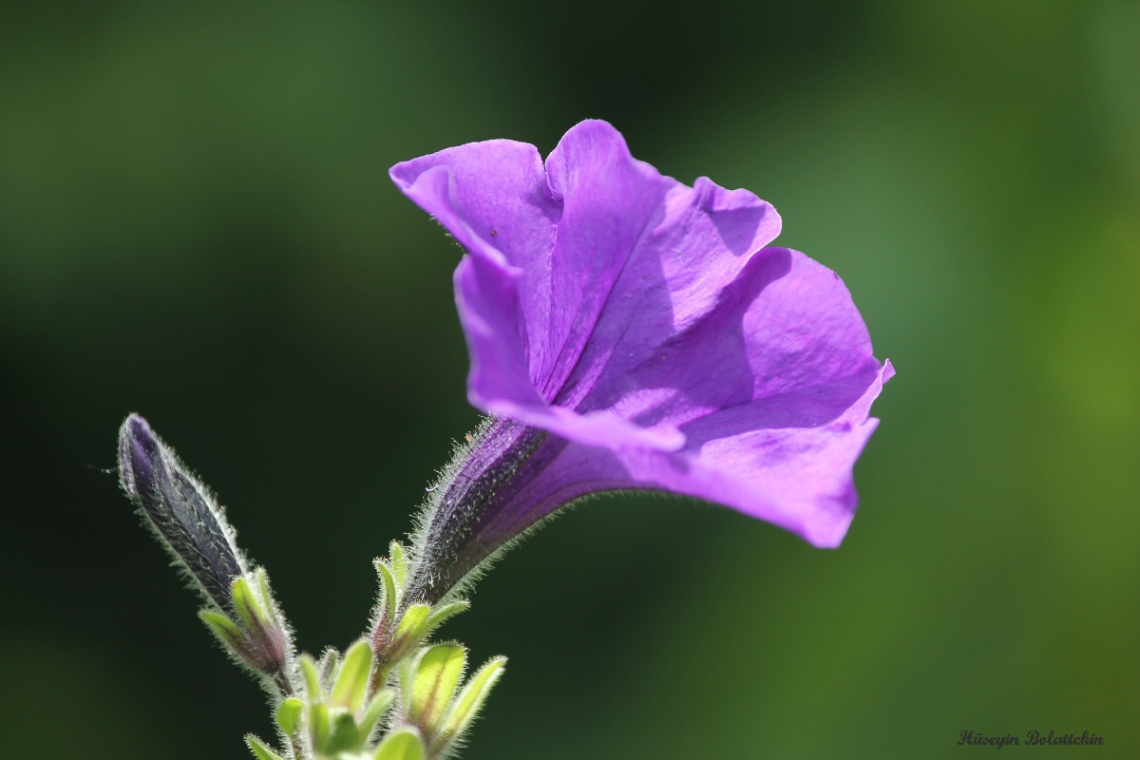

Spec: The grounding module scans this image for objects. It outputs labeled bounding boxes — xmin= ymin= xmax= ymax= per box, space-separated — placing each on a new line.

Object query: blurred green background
xmin=2 ymin=1 xmax=1138 ymax=758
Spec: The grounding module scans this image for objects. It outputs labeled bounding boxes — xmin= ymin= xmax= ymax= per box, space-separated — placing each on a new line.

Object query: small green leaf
xmin=331 ymin=639 xmax=374 ymax=713
xmin=309 ymin=702 xmax=331 ymax=752
xmin=434 ymin=656 xmax=506 ymax=753
xmin=358 ymin=688 xmax=395 ymax=739
xmin=231 ymin=576 xmax=265 ymax=631
xmin=244 ymin=734 xmax=285 ymax=760
xmin=199 ymin=610 xmax=243 ymax=648
xmin=275 ymin=698 xmax=304 ymax=736
xmin=317 ymin=646 xmax=341 ymax=692
xmin=373 ymin=727 xmax=424 ymax=760
xmin=301 ymin=653 xmax=323 ymax=701
xmin=409 ymin=644 xmax=466 ymax=733
xmin=374 ymin=559 xmax=398 ymax=622
xmin=255 ymin=568 xmax=277 ymax=617
xmin=325 ymin=709 xmax=361 ymax=753
xmin=382 ymin=604 xmax=431 ymax=665
xmin=397 ymin=658 xmax=415 ymax=710
xmin=222 ymin=571 xmax=287 ymax=675
xmin=394 ymin=604 xmax=430 ymax=637
xmin=389 ymin=541 xmax=407 ymax=588
xmin=424 ymin=600 xmax=469 ymax=635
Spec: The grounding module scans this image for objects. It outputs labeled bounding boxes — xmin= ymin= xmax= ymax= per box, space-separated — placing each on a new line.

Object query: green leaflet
xmin=244 ymin=735 xmax=285 ymax=760
xmin=373 ymin=728 xmax=424 ymax=760
xmin=388 ymin=542 xmax=408 ymax=588
xmin=433 ymin=656 xmax=507 ymax=755
xmin=358 ymin=689 xmax=396 ymax=740
xmin=275 ymin=698 xmax=303 ymax=736
xmin=409 ymin=644 xmax=466 ymax=734
xmin=330 ymin=640 xmax=374 ymax=713
xmin=374 ymin=559 xmax=398 ymax=623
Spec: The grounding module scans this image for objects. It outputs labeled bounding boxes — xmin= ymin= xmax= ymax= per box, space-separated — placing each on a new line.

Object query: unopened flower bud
xmin=118 ymin=413 xmax=246 ymax=613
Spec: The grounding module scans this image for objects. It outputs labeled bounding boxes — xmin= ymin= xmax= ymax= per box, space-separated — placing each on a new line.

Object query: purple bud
xmin=118 ymin=414 xmax=246 ymax=613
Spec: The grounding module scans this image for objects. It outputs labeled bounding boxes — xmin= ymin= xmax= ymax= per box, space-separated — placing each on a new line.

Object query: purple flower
xmin=391 ymin=120 xmax=893 ymax=603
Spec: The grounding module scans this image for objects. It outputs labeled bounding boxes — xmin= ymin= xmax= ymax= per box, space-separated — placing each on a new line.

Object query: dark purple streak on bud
xmin=118 ymin=414 xmax=245 ymax=613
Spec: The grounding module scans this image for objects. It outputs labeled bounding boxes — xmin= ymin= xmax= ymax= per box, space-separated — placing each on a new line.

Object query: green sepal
xmin=275 ymin=697 xmax=304 ymax=736
xmin=388 ymin=541 xmax=407 ymax=588
xmin=219 ymin=570 xmax=289 ymax=677
xmin=231 ymin=576 xmax=265 ymax=632
xmin=255 ymin=568 xmax=278 ymax=619
xmin=373 ymin=727 xmax=424 ymax=760
xmin=331 ymin=639 xmax=373 ymax=713
xmin=394 ymin=604 xmax=430 ymax=640
xmin=325 ymin=708 xmax=361 ymax=753
xmin=244 ymin=734 xmax=286 ymax=760
xmin=374 ymin=559 xmax=398 ymax=623
xmin=383 ymin=604 xmax=430 ymax=665
xmin=199 ymin=609 xmax=243 ymax=649
xmin=424 ymin=600 xmax=469 ymax=636
xmin=309 ymin=702 xmax=331 ymax=752
xmin=358 ymin=688 xmax=396 ymax=740
xmin=301 ymin=653 xmax=323 ymax=700
xmin=317 ymin=646 xmax=341 ymax=692
xmin=396 ymin=658 xmax=416 ymax=713
xmin=409 ymin=644 xmax=466 ymax=733
xmin=434 ymin=656 xmax=506 ymax=753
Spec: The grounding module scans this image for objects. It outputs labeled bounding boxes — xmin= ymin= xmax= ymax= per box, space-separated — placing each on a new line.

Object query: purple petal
xmin=615 ymin=360 xmax=894 ymax=547
xmin=581 ymin=246 xmax=877 ymax=428
xmin=480 ymin=361 xmax=892 ymax=553
xmin=388 ymin=136 xmax=559 ymax=376
xmin=392 ymin=121 xmax=785 ymax=452
xmin=452 ymin=248 xmax=686 ymax=450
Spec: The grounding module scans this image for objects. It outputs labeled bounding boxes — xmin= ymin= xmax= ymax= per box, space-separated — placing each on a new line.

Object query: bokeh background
xmin=2 ymin=1 xmax=1138 ymax=758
